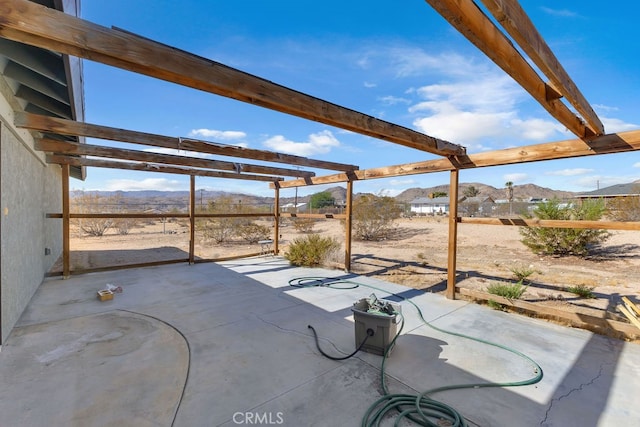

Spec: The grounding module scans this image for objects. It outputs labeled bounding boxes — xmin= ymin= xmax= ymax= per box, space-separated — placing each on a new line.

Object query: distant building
xmin=409 ymin=197 xmax=449 ymax=215
xmin=576 ymin=181 xmax=640 ymax=200
xmin=280 ymin=202 xmax=307 ymax=212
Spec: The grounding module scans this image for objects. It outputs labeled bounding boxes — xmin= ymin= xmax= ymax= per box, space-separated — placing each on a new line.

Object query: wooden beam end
xmin=545 ymin=82 xmax=563 ymax=101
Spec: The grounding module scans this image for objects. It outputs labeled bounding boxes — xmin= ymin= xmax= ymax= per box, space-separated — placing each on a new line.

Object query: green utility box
xmin=352 ymin=297 xmax=401 ymax=356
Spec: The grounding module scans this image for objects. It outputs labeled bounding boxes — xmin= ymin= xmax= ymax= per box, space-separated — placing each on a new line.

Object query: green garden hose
xmin=289 ymin=277 xmax=543 ymax=427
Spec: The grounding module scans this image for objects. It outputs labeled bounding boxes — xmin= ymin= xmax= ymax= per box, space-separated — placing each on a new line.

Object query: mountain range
xmin=76 ymin=183 xmax=578 ymax=208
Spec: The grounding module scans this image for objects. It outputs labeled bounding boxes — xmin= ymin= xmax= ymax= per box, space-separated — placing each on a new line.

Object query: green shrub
xmin=520 ymin=199 xmax=609 ymax=256
xmin=567 ymin=284 xmax=595 ymax=299
xmin=509 ymin=265 xmax=537 ymax=283
xmin=487 ymin=300 xmax=506 ymax=311
xmin=284 ymin=234 xmax=340 ymax=267
xmin=487 ymin=281 xmax=528 ymax=299
xmin=309 ymin=191 xmax=335 ymax=209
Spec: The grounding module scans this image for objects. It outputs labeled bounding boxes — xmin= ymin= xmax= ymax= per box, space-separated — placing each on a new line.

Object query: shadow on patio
xmin=0 ymin=257 xmax=637 ymax=426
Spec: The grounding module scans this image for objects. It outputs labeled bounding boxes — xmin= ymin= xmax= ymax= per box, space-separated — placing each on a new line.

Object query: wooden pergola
xmin=3 ymin=0 xmax=640 ymax=312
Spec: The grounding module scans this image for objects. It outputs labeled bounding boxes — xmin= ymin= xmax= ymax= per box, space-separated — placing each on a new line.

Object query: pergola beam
xmin=272 ymin=130 xmax=640 ymax=188
xmin=1 ymin=0 xmax=465 ymax=157
xmin=15 ymin=112 xmax=356 ymax=172
xmin=47 ymin=155 xmax=284 ymax=182
xmin=36 ymin=138 xmax=314 ymax=178
xmin=424 ymin=0 xmax=599 ymax=139
xmin=479 ymin=0 xmax=604 ymax=135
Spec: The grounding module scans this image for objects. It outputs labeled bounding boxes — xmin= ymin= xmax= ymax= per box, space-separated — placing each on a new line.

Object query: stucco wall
xmin=0 ymin=116 xmax=62 ymax=344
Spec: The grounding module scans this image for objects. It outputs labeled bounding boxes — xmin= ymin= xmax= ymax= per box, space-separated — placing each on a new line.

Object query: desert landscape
xmin=54 ymin=214 xmax=640 ymax=339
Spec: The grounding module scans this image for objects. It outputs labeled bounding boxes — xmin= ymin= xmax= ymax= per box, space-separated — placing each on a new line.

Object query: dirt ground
xmin=56 ymin=216 xmax=640 ymax=336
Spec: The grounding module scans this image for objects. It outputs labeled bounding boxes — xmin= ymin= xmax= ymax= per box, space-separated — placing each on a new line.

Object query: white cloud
xmin=540 ymin=7 xmax=579 ymax=18
xmin=104 ymin=178 xmax=186 ymax=191
xmin=378 ymin=95 xmax=411 ymax=105
xmin=601 ymin=117 xmax=638 ymax=133
xmin=546 ymin=168 xmax=594 ymax=176
xmin=593 ymin=104 xmax=619 ymax=113
xmin=188 ymin=128 xmax=246 ymax=141
xmin=510 ymin=118 xmax=569 ymax=141
xmin=409 ymin=71 xmax=573 ymax=148
xmin=503 ymin=173 xmax=528 ymax=183
xmin=634 ymin=163 xmax=640 ymax=168
xmin=413 ymin=107 xmax=509 ymax=146
xmin=263 ymin=130 xmax=340 ymax=156
xmin=388 ymin=49 xmax=486 ymax=79
xmin=413 ymin=75 xmax=522 ymax=111
xmin=363 ymin=81 xmax=377 ymax=88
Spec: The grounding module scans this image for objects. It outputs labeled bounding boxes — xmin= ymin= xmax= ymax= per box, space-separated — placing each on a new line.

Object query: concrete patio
xmin=0 ymin=256 xmax=638 ymax=426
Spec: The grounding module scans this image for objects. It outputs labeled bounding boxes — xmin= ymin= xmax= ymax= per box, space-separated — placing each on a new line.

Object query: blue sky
xmin=76 ymin=1 xmax=640 ymax=198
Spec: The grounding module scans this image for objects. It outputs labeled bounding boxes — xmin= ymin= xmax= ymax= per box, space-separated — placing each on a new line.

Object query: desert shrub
xmin=238 ymin=222 xmax=270 ymax=243
xmin=509 ymin=265 xmax=537 ymax=283
xmin=487 ymin=281 xmax=528 ymax=299
xmin=112 ymin=218 xmax=139 ymax=235
xmin=487 ymin=281 xmax=528 ymax=310
xmin=203 ymin=219 xmax=235 ymax=243
xmin=352 ymin=194 xmax=402 ymax=241
xmin=71 ymin=190 xmax=113 ymax=236
xmin=520 ymin=199 xmax=609 ymax=256
xmin=284 ymin=234 xmax=339 ymax=267
xmin=79 ymin=219 xmax=113 ymax=237
xmin=567 ymin=284 xmax=595 ymax=298
xmin=292 ymin=217 xmax=317 ymax=233
xmin=200 ymin=197 xmax=254 ymax=243
xmin=606 ymin=195 xmax=640 ymax=221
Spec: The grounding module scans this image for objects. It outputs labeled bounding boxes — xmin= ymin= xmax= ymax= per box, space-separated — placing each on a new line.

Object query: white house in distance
xmin=409 ymin=196 xmax=450 ymax=215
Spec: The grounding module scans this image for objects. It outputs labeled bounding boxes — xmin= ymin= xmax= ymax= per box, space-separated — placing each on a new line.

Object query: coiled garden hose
xmin=289 ymin=277 xmax=544 ymax=427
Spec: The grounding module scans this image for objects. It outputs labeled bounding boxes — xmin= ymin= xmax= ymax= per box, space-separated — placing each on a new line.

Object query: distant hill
xmin=76 ymin=182 xmax=577 ymax=211
xmin=395 ymin=183 xmax=576 ymax=202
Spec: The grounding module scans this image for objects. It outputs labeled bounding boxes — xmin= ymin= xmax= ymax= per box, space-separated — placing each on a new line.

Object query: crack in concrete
xmin=540 ymin=364 xmax=605 ymax=426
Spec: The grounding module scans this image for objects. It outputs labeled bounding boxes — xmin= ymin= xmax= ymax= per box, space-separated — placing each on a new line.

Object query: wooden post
xmin=62 ymin=164 xmax=70 ymax=278
xmin=446 ymin=169 xmax=459 ymax=299
xmin=273 ymin=185 xmax=280 ymax=254
xmin=344 ymin=179 xmax=353 ymax=271
xmin=189 ymin=175 xmax=195 ymax=264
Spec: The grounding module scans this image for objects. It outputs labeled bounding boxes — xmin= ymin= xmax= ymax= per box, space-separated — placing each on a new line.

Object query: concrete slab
xmin=0 ymin=257 xmax=638 ymax=426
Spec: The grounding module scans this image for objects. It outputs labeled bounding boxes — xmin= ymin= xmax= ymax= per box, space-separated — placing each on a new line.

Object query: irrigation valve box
xmin=352 ymin=295 xmax=401 ymax=356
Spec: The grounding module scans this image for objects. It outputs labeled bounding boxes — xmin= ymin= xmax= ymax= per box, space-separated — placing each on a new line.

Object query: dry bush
xmin=112 ymin=218 xmax=139 ymax=235
xmin=71 ymin=191 xmax=113 ymax=237
xmin=607 ymin=196 xmax=640 ymax=221
xmin=352 ymin=194 xmax=402 ymax=241
xmin=238 ymin=222 xmax=271 ymax=243
xmin=292 ymin=217 xmax=317 ymax=233
xmin=285 ymin=234 xmax=340 ymax=267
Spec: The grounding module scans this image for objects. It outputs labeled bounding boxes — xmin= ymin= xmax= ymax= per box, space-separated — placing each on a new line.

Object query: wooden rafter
xmin=271 ymin=130 xmax=640 ymax=188
xmin=47 ymin=155 xmax=284 ymax=182
xmin=0 ymin=0 xmax=465 ymax=157
xmin=15 ymin=112 xmax=358 ymax=172
xmin=35 ymin=138 xmax=314 ymax=178
xmin=423 ymin=0 xmax=598 ymax=139
xmin=479 ymin=0 xmax=604 ymax=136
